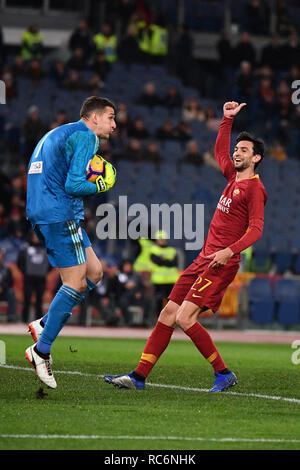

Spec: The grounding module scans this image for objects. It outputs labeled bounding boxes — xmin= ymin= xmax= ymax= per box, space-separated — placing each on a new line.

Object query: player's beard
xmin=234 ymin=160 xmax=251 ymax=172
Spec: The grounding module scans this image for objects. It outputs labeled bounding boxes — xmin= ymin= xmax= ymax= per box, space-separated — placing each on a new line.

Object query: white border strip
xmin=1 ymin=364 xmax=300 ymax=405
xmin=0 ymin=434 xmax=300 ymax=444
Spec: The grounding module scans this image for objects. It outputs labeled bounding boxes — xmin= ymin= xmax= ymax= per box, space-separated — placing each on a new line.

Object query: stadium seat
xmin=274 ymin=279 xmax=300 ymax=326
xmin=248 ymin=277 xmax=275 ymax=325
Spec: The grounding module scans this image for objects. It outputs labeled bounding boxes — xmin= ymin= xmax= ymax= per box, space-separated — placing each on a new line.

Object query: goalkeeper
xmin=25 ymin=96 xmax=117 ymax=389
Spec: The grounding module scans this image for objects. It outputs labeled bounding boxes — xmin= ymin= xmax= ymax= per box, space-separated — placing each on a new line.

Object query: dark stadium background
xmin=0 ymin=0 xmax=299 ymax=329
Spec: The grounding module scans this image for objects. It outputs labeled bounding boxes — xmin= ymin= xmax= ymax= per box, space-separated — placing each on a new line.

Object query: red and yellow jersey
xmin=198 ymin=117 xmax=268 ymax=262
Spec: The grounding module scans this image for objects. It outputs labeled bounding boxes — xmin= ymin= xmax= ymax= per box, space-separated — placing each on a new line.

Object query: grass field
xmin=0 ymin=333 xmax=300 ymax=452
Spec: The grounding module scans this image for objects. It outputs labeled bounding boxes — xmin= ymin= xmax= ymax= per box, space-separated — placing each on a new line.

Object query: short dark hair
xmin=236 ymin=131 xmax=265 ymax=169
xmin=80 ymin=96 xmax=116 ymax=119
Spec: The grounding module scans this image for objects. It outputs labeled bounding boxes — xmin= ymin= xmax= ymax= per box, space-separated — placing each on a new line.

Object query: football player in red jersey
xmin=105 ymin=101 xmax=268 ymax=392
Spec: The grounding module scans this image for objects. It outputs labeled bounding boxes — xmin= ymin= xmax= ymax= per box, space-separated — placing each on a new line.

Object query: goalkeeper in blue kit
xmin=25 ymin=96 xmax=117 ymax=389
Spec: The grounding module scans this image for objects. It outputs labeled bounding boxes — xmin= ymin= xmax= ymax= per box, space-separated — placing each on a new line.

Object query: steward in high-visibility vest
xmin=150 ymin=231 xmax=179 ymax=285
xmin=148 ymin=24 xmax=168 ymax=56
xmin=133 ymin=238 xmax=155 ymax=272
xmin=150 ymin=230 xmax=179 ymax=314
xmin=135 ymin=21 xmax=168 ymax=57
xmin=93 ymin=24 xmax=117 ymax=63
xmin=21 ymin=25 xmax=43 ymax=61
xmin=135 ymin=20 xmax=152 ymax=55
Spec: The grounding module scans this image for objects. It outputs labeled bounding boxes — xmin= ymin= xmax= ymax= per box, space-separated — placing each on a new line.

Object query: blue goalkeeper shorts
xmin=34 ymin=220 xmax=91 ymax=268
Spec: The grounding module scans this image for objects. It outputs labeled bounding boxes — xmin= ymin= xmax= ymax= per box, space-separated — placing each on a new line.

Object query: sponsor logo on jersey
xmin=217 ymin=194 xmax=232 ymax=214
xmin=28 ymin=161 xmax=43 ymax=174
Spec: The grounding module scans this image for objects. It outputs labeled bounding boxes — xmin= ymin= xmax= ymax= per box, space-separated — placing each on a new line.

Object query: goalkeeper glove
xmin=95 ymin=158 xmax=117 ymax=193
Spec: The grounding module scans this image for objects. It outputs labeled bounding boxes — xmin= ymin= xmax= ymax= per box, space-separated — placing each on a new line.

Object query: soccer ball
xmin=86 ymin=154 xmax=105 ymax=183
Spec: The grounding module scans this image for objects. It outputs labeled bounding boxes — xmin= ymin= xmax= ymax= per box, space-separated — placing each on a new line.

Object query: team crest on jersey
xmin=233 ymin=189 xmax=240 ymax=197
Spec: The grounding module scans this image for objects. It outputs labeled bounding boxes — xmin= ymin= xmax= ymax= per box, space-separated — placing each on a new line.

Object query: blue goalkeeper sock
xmin=40 ymin=278 xmax=97 ymax=328
xmin=81 ymin=278 xmax=97 ymax=300
xmin=36 ymin=285 xmax=82 ymax=355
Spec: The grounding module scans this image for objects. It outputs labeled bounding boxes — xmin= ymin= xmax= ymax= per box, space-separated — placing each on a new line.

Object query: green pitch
xmin=0 ymin=334 xmax=300 ymax=451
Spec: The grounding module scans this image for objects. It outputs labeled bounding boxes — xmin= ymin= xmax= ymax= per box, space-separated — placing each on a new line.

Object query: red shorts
xmin=168 ymin=256 xmax=239 ymax=313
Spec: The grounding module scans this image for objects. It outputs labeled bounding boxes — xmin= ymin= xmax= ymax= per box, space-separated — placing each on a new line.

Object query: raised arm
xmin=214 ymin=101 xmax=247 ymax=180
xmin=65 ymin=131 xmax=98 ymax=197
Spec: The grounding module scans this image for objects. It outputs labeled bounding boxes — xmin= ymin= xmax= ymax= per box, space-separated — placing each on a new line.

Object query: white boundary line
xmin=0 ymin=434 xmax=300 ymax=444
xmin=1 ymin=364 xmax=300 ymax=405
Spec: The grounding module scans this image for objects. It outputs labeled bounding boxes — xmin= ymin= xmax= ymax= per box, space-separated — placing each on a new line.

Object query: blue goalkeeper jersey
xmin=26 ymin=120 xmax=99 ymax=226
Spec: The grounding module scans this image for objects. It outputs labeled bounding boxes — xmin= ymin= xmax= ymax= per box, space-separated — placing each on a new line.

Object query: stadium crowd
xmin=0 ymin=0 xmax=300 ymax=324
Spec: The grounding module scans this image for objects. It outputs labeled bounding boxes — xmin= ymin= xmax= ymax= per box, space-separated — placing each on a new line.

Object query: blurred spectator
xmin=69 ymin=19 xmax=93 ymax=59
xmin=1 ymin=69 xmax=17 ymax=101
xmin=204 ymin=105 xmax=222 ymax=132
xmin=174 ymin=120 xmax=192 ymax=141
xmin=269 ymin=141 xmax=287 ymax=161
xmin=179 ymin=140 xmax=204 ymax=167
xmin=10 ymin=175 xmax=26 ymax=212
xmin=235 ymin=61 xmax=254 ymax=101
xmin=232 ymin=32 xmax=256 ymax=67
xmin=84 ymin=72 xmax=105 ymax=94
xmin=161 ymin=85 xmax=183 ymax=110
xmin=79 ymin=261 xmax=120 ymax=326
xmin=0 ymin=248 xmax=16 ymax=322
xmin=114 ymin=138 xmax=143 ymax=163
xmin=117 ymin=0 xmax=135 ymax=36
xmin=217 ymin=31 xmax=233 ymax=68
xmin=276 ymin=0 xmax=294 ymax=37
xmin=182 ymin=97 xmax=204 ymax=122
xmin=2 ymin=207 xmax=28 ymax=240
xmin=274 ymin=92 xmax=293 ymax=145
xmin=110 ymin=259 xmax=153 ymax=326
xmin=149 ymin=230 xmax=179 ymax=316
xmin=93 ymin=23 xmax=117 ymax=63
xmin=142 ymin=141 xmax=163 ymax=168
xmin=260 ymin=34 xmax=284 ymax=70
xmin=287 ymin=65 xmax=300 ymax=87
xmin=97 ymin=140 xmax=113 ymax=162
xmin=11 ymin=55 xmax=26 ymax=79
xmin=49 ymin=60 xmax=66 ymax=85
xmin=63 ymin=70 xmax=82 ymax=91
xmin=203 ymin=143 xmax=221 ymax=171
xmin=281 ymin=31 xmax=300 ymax=70
xmin=21 ymin=105 xmax=47 ymax=163
xmin=137 ymin=81 xmax=162 ymax=107
xmin=27 ymin=59 xmax=44 ymax=84
xmin=244 ymin=0 xmax=270 ymax=35
xmin=17 ymin=230 xmax=50 ymax=323
xmin=21 ymin=24 xmax=43 ymax=62
xmin=174 ymin=25 xmax=194 ymax=85
xmin=118 ymin=24 xmax=141 ymax=64
xmin=91 ymin=51 xmax=110 ymax=81
xmin=50 ymin=109 xmax=68 ymax=130
xmin=128 ymin=116 xmax=150 ymax=139
xmin=155 ymin=120 xmax=178 ymax=140
xmin=115 ymin=102 xmax=132 ymax=140
xmin=66 ymin=47 xmax=87 ymax=72
xmin=257 ymin=77 xmax=276 ymax=104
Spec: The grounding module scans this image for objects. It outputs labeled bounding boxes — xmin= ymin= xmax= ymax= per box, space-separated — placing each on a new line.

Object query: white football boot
xmin=28 ymin=318 xmax=44 ymax=342
xmin=25 ymin=344 xmax=57 ymax=389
